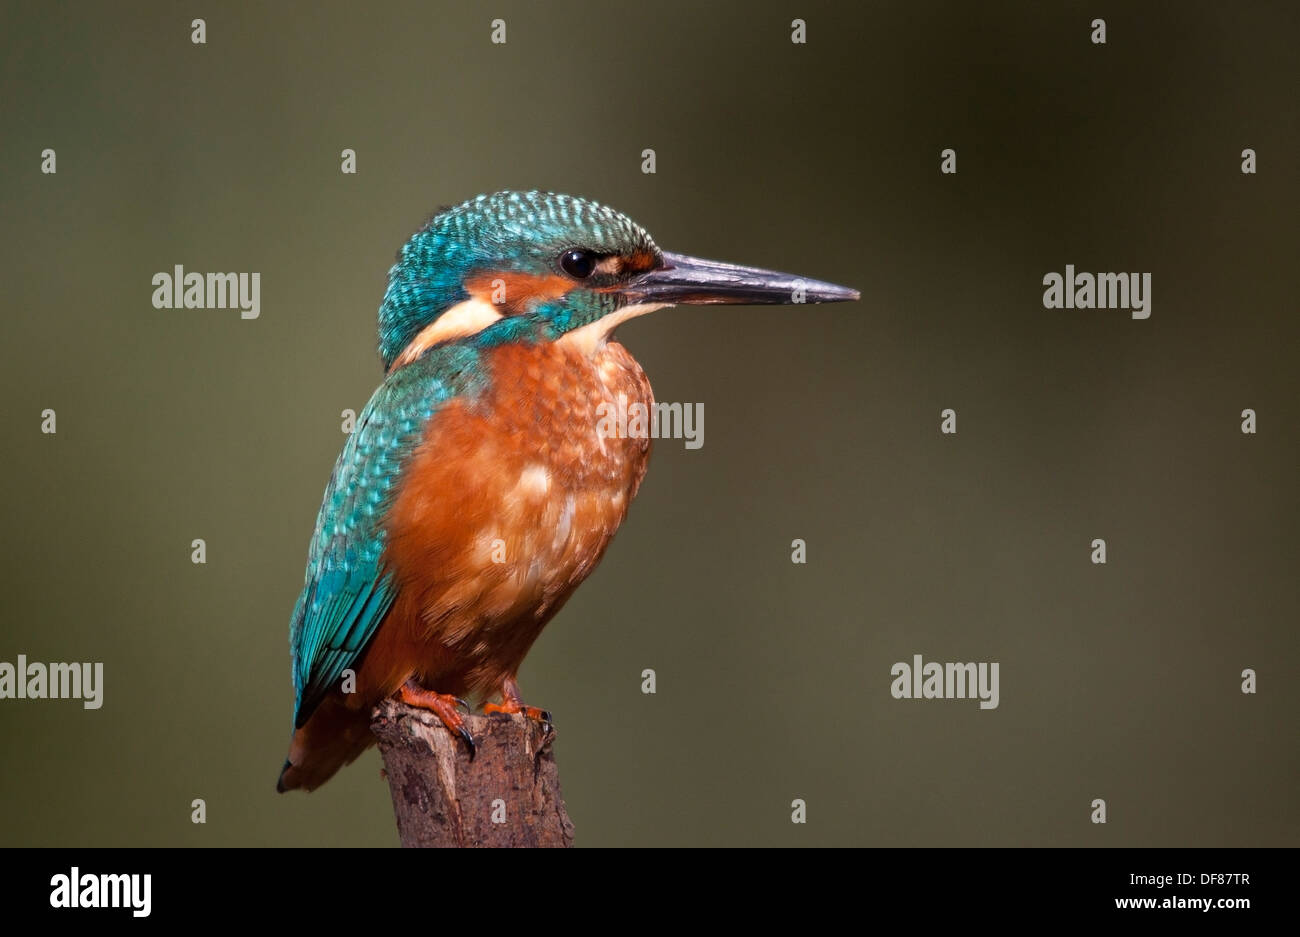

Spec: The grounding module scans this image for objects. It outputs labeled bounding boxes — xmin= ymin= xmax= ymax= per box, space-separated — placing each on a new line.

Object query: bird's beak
xmin=621 ymin=251 xmax=859 ymax=306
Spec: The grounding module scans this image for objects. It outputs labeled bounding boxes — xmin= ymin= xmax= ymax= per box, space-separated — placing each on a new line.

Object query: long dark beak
xmin=621 ymin=251 xmax=859 ymax=306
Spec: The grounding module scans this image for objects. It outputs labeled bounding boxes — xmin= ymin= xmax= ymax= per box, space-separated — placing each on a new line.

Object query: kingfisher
xmin=277 ymin=191 xmax=858 ymax=792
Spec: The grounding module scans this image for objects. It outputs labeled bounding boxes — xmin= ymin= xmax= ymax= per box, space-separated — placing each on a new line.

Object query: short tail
xmin=275 ymin=695 xmax=376 ymax=793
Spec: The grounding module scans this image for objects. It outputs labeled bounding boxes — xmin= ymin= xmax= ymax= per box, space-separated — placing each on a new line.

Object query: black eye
xmin=560 ymin=248 xmax=596 ymax=279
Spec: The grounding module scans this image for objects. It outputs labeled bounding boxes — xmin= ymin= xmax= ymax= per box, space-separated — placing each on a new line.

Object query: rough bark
xmin=371 ymin=699 xmax=574 ymax=847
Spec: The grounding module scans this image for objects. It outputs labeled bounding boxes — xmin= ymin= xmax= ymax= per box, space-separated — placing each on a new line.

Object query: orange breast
xmin=356 ymin=338 xmax=654 ymax=703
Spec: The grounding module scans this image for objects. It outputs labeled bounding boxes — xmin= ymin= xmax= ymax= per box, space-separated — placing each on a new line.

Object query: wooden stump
xmin=371 ymin=699 xmax=574 ymax=848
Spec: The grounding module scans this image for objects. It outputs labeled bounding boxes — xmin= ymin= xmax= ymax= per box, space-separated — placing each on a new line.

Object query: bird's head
xmin=378 ymin=190 xmax=859 ymax=369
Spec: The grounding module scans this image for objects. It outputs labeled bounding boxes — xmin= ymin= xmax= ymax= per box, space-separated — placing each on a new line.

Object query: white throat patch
xmin=559 ymin=302 xmax=668 ymax=354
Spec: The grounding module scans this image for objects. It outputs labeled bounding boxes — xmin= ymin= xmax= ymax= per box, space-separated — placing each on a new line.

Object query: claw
xmin=484 ymin=676 xmax=552 ymax=728
xmin=458 ymin=726 xmax=477 ymax=761
xmin=396 ymin=680 xmax=476 ymax=758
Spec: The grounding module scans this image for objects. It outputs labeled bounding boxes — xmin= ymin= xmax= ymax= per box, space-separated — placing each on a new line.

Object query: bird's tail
xmin=276 ymin=695 xmax=376 ymax=792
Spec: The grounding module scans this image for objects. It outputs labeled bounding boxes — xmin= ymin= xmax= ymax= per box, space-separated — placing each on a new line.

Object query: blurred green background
xmin=1 ymin=1 xmax=1296 ymax=846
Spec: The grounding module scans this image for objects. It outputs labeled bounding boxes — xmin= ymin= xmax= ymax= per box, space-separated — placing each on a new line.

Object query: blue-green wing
xmin=288 ymin=349 xmax=479 ymax=727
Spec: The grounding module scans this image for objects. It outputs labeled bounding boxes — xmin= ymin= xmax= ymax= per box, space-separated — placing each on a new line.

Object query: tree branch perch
xmin=371 ymin=699 xmax=574 ymax=847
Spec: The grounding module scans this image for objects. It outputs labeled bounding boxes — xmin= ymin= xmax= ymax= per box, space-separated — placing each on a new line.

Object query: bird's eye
xmin=560 ymin=248 xmax=597 ymax=279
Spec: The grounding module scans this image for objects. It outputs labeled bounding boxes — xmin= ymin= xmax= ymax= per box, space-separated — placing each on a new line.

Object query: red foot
xmin=484 ymin=676 xmax=552 ymax=725
xmin=397 ymin=680 xmax=476 ymax=758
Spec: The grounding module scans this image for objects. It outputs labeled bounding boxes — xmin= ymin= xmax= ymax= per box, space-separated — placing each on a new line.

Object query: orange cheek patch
xmin=466 ymin=272 xmax=572 ymax=315
xmin=625 ymin=250 xmax=658 ymax=274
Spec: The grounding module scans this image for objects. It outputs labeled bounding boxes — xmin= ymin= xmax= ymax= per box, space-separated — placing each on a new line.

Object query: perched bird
xmin=277 ymin=191 xmax=857 ymax=792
